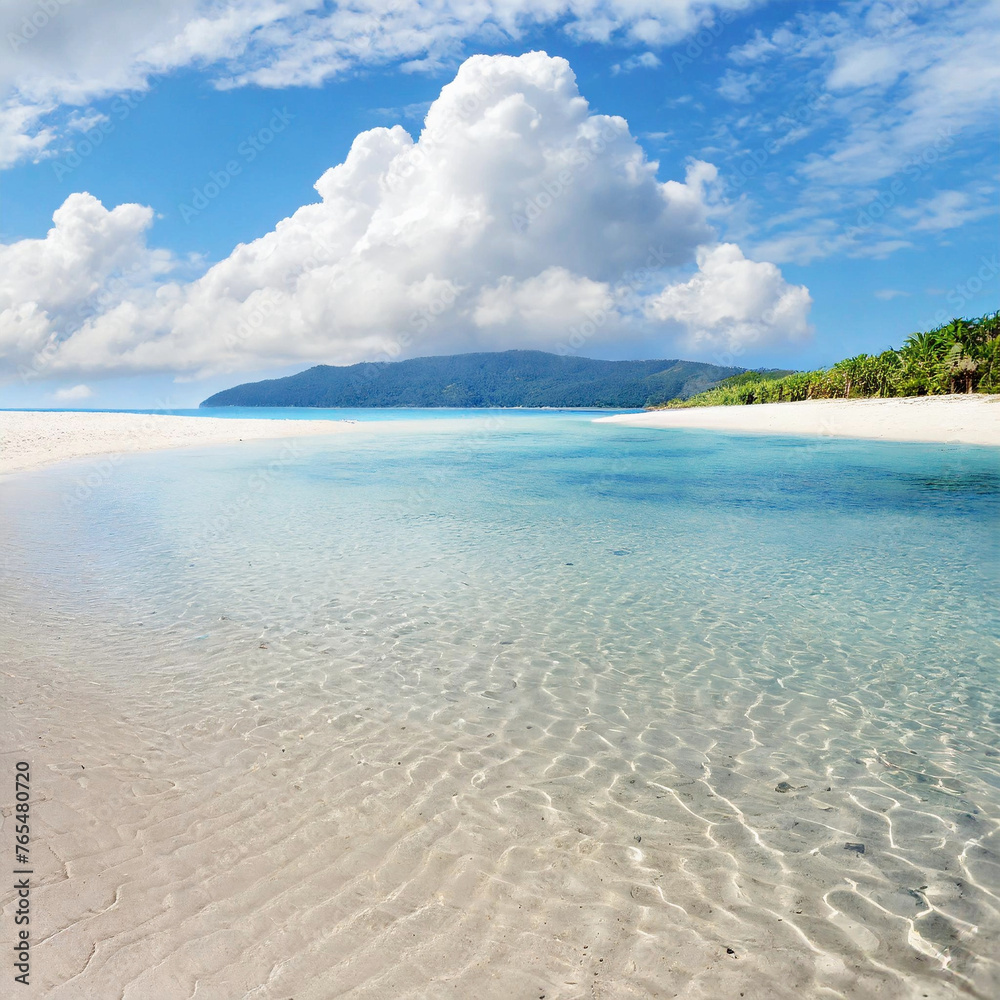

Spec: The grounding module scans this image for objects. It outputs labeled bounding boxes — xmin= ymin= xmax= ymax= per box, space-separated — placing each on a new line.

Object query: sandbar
xmin=0 ymin=410 xmax=354 ymax=475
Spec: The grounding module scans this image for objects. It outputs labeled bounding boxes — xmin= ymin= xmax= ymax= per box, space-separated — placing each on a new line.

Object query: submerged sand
xmin=0 ymin=410 xmax=354 ymax=476
xmin=597 ymin=394 xmax=1000 ymax=446
xmin=7 ymin=609 xmax=995 ymax=1000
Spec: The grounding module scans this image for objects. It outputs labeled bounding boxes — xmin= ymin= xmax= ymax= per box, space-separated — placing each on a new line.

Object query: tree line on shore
xmin=660 ymin=312 xmax=1000 ymax=408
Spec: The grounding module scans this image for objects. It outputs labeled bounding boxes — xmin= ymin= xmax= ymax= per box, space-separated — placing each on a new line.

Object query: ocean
xmin=2 ymin=410 xmax=998 ymax=998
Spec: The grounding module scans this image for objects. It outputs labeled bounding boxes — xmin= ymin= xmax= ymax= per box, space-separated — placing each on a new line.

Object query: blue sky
xmin=0 ymin=0 xmax=997 ymax=408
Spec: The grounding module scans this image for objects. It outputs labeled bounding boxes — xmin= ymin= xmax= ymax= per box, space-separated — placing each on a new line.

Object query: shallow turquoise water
xmin=2 ymin=411 xmax=999 ymax=997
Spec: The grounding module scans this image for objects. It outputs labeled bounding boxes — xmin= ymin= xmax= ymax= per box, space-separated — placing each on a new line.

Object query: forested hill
xmin=200 ymin=351 xmax=749 ymax=408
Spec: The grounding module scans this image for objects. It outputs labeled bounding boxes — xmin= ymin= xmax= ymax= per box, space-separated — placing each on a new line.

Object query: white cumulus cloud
xmin=1 ymin=52 xmax=809 ymax=382
xmin=0 ymin=192 xmax=173 ymax=377
xmin=473 ymin=268 xmax=616 ymax=344
xmin=646 ymin=243 xmax=812 ymax=351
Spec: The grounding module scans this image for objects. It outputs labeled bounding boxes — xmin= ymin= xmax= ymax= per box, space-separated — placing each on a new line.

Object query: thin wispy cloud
xmin=612 ymin=51 xmax=662 ymax=75
xmin=898 ymin=190 xmax=997 ymax=233
xmin=716 ymin=69 xmax=761 ymax=103
xmin=0 ymin=0 xmax=756 ymax=167
xmin=713 ymin=0 xmax=999 ymax=265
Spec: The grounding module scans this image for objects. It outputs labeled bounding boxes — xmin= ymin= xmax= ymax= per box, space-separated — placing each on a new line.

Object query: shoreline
xmin=0 ymin=410 xmax=355 ymax=476
xmin=595 ymin=394 xmax=1000 ymax=447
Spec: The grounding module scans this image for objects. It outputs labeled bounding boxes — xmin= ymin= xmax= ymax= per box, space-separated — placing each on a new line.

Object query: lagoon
xmin=2 ymin=411 xmax=998 ymax=998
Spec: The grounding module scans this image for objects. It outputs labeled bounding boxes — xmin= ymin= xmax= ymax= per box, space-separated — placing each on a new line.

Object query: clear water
xmin=3 ymin=411 xmax=999 ymax=998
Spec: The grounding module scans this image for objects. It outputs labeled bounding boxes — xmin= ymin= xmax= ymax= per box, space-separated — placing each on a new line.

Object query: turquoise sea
xmin=2 ymin=410 xmax=999 ymax=999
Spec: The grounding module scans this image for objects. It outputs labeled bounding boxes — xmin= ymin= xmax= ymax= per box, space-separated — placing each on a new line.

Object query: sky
xmin=0 ymin=0 xmax=997 ymax=409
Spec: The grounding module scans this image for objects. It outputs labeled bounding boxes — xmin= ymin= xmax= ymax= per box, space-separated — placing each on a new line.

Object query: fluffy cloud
xmin=52 ymin=383 xmax=94 ymax=401
xmin=1 ymin=0 xmax=759 ymax=167
xmin=0 ymin=192 xmax=173 ymax=377
xmin=473 ymin=269 xmax=616 ymax=344
xmin=1 ymin=52 xmax=809 ymax=381
xmin=646 ymin=243 xmax=811 ymax=351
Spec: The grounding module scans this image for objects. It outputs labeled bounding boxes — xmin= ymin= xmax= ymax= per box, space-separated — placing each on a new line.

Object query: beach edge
xmin=595 ymin=394 xmax=1000 ymax=447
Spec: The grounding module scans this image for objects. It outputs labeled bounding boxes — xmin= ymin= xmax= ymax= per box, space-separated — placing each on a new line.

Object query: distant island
xmin=660 ymin=312 xmax=999 ymax=408
xmin=200 ymin=351 xmax=770 ymax=409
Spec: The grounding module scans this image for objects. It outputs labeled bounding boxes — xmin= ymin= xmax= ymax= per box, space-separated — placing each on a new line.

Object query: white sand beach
xmin=0 ymin=410 xmax=354 ymax=476
xmin=597 ymin=394 xmax=1000 ymax=446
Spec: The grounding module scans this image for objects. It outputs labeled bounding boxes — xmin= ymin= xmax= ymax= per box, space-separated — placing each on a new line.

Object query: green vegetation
xmin=201 ymin=350 xmax=747 ymax=409
xmin=659 ymin=313 xmax=1000 ymax=408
